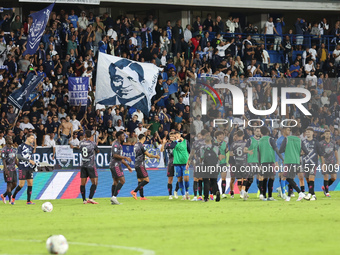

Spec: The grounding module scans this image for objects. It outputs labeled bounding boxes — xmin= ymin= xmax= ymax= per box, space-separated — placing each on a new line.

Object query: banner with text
xmin=32 ymin=145 xmax=164 ymax=169
xmin=68 ymin=77 xmax=89 ymax=106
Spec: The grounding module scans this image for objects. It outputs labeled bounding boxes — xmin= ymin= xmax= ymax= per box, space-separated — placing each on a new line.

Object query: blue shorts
xmin=175 ymin=165 xmax=189 ymax=177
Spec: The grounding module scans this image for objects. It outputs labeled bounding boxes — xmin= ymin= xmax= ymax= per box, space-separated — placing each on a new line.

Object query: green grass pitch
xmin=1 ymin=192 xmax=339 ymax=255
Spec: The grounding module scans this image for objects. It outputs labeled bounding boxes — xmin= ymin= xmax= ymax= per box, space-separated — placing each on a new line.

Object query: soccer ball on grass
xmin=42 ymin=202 xmax=53 ymax=212
xmin=46 ymin=235 xmax=69 ymax=254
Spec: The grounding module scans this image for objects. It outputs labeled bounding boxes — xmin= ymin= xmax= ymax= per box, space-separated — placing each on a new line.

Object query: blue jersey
xmin=302 ymin=139 xmax=323 ymax=166
xmin=276 ymin=135 xmax=285 ymax=165
xmin=17 ymin=143 xmax=34 ymax=171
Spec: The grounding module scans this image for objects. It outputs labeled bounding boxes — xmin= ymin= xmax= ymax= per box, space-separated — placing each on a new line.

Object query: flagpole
xmin=11 ymin=108 xmax=22 ymax=131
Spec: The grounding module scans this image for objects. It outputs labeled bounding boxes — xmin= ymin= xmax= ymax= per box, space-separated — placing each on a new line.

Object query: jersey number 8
xmin=82 ymin=147 xmax=88 ymax=157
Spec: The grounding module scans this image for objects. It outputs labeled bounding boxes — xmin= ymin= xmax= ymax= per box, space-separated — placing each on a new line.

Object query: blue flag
xmin=168 ymin=83 xmax=178 ymax=95
xmin=8 ymin=73 xmax=44 ymax=109
xmin=23 ymin=3 xmax=54 ymax=56
xmin=68 ymin=77 xmax=89 ymax=106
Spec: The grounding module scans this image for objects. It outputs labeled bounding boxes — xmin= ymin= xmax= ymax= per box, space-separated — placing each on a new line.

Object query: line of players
xmin=170 ymin=125 xmax=338 ymax=202
xmin=1 ymin=126 xmax=338 ymax=204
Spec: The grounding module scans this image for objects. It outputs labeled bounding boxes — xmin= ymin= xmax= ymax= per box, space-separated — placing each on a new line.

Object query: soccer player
xmin=230 ymin=130 xmax=248 ymax=200
xmin=320 ymin=129 xmax=339 ymax=197
xmin=1 ymin=136 xmax=18 ymax=204
xmin=130 ymin=134 xmax=160 ymax=200
xmin=79 ymin=130 xmax=100 ymax=204
xmin=279 ymin=127 xmax=309 ymax=201
xmin=258 ymin=126 xmax=283 ymax=201
xmin=302 ymin=127 xmax=324 ymax=201
xmin=200 ymin=135 xmax=220 ymax=202
xmin=110 ymin=131 xmax=133 ymax=205
xmin=244 ymin=127 xmax=261 ymax=198
xmin=186 ymin=129 xmax=208 ymax=201
xmin=215 ymin=131 xmax=228 ymax=199
xmin=173 ymin=131 xmax=190 ymax=200
xmin=275 ymin=127 xmax=289 ymax=199
xmin=12 ymin=133 xmax=36 ymax=205
xmin=161 ymin=132 xmax=177 ymax=199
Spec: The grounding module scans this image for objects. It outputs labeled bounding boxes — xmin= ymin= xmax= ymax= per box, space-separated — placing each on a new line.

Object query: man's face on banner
xmin=109 ymin=67 xmax=140 ymax=100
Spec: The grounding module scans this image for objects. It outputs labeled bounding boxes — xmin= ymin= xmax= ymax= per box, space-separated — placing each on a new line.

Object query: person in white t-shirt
xmin=70 ymin=114 xmax=83 ymax=133
xmin=132 ymin=109 xmax=144 ymax=123
xmin=332 ymin=44 xmax=340 ymax=65
xmin=216 ymin=40 xmax=231 ymax=58
xmin=19 ymin=116 xmax=35 ymax=131
xmin=261 ymin=44 xmax=270 ymax=72
xmin=305 ymin=70 xmax=317 ymax=86
xmin=134 ymin=122 xmax=148 ymax=136
xmin=264 ymin=17 xmax=278 ymax=50
xmin=106 ymin=26 xmax=118 ymax=41
xmin=43 ymin=132 xmax=56 ymax=159
xmin=0 ymin=131 xmax=5 ymax=148
xmin=309 ymin=44 xmax=317 ymax=61
xmin=304 ymin=59 xmax=315 ymax=75
xmin=69 ymin=132 xmax=80 ymax=149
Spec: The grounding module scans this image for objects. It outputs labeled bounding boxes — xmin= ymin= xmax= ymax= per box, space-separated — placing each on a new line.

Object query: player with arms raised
xmin=130 ymin=134 xmax=160 ymax=200
xmin=12 ymin=134 xmax=36 ymax=205
xmin=1 ymin=136 xmax=18 ymax=204
xmin=110 ymin=131 xmax=133 ymax=205
xmin=79 ymin=130 xmax=100 ymax=204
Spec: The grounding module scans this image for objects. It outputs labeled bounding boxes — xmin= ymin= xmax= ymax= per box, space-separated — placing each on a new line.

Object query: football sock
xmin=286 ymin=178 xmax=301 ymax=193
xmin=80 ymin=185 xmax=86 ymax=201
xmin=211 ymin=178 xmax=217 ymax=195
xmin=246 ymin=178 xmax=253 ymax=192
xmin=89 ymin=184 xmax=97 ymax=199
xmin=198 ymin=180 xmax=203 ymax=196
xmin=139 ymin=187 xmax=144 ymax=198
xmin=2 ymin=191 xmax=7 ymax=197
xmin=324 ymin=180 xmax=329 ymax=193
xmin=111 ymin=185 xmax=116 ymax=196
xmin=268 ymin=179 xmax=274 ymax=197
xmin=134 ymin=180 xmax=149 ymax=193
xmin=27 ymin=186 xmax=32 ymax=202
xmin=288 ymin=184 xmax=293 ymax=196
xmin=184 ymin=181 xmax=189 ymax=192
xmin=328 ymin=179 xmax=334 ymax=186
xmin=203 ymin=178 xmax=210 ymax=200
xmin=114 ymin=183 xmax=123 ymax=196
xmin=259 ymin=180 xmax=263 ymax=195
xmin=175 ymin=182 xmax=179 ymax=192
xmin=193 ymin=181 xmax=198 ymax=196
xmin=222 ymin=180 xmax=226 ymax=194
xmin=309 ymin=181 xmax=315 ymax=195
xmin=262 ymin=179 xmax=268 ymax=198
xmin=256 ymin=179 xmax=260 ymax=189
xmin=12 ymin=186 xmax=22 ymax=199
xmin=242 ymin=180 xmax=248 ymax=192
xmin=7 ymin=191 xmax=12 ymax=202
xmin=179 ymin=181 xmax=184 ymax=195
xmin=230 ymin=190 xmax=234 ymax=196
xmin=168 ymin=183 xmax=172 ymax=195
xmin=280 ymin=179 xmax=286 ymax=194
xmin=301 ymin=186 xmax=305 ymax=193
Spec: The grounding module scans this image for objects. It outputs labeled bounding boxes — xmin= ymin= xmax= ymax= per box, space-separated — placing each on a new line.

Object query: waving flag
xmin=23 ymin=3 xmax=54 ymax=56
xmin=8 ymin=73 xmax=44 ymax=109
xmin=95 ymin=52 xmax=162 ymax=117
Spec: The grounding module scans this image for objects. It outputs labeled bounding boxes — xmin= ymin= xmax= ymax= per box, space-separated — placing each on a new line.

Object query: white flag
xmin=95 ymin=53 xmax=162 ymax=116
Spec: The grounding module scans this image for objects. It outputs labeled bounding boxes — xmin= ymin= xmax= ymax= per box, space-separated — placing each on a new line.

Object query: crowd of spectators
xmin=0 ymin=7 xmax=340 ymax=152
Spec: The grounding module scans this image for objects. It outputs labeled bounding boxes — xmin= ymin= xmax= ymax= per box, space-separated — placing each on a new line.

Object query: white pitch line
xmin=1 ymin=239 xmax=155 ymax=255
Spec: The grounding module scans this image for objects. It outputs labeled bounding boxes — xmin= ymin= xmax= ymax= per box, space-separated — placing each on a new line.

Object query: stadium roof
xmin=101 ymin=0 xmax=340 ymax=11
